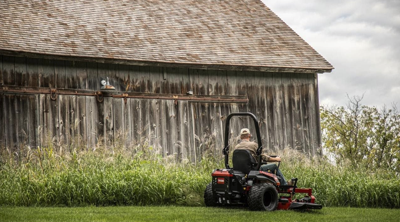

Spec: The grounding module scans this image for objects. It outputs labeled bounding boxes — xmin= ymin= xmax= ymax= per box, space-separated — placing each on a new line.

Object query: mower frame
xmin=204 ymin=112 xmax=322 ymax=211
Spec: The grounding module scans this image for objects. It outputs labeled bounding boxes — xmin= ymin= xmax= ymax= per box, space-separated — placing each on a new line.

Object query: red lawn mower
xmin=204 ymin=112 xmax=322 ymax=211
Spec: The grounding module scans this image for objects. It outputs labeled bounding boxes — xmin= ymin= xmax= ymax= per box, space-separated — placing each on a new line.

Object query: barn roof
xmin=0 ymin=0 xmax=333 ymax=73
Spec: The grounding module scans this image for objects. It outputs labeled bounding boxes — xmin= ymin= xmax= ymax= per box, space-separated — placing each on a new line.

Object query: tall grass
xmin=0 ymin=145 xmax=399 ymax=208
xmin=280 ymin=149 xmax=400 ymax=208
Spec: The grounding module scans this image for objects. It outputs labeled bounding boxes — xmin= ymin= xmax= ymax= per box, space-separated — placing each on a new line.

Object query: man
xmin=234 ymin=128 xmax=290 ymax=185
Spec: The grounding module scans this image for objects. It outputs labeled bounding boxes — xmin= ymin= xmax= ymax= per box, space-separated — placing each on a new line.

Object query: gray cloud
xmin=262 ymin=0 xmax=400 ymax=107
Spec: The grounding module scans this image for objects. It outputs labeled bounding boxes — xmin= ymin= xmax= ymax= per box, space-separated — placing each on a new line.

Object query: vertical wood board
xmin=2 ymin=56 xmax=15 ymax=86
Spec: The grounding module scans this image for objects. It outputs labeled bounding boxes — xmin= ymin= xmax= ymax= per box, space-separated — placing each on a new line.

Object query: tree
xmin=320 ymin=96 xmax=400 ymax=172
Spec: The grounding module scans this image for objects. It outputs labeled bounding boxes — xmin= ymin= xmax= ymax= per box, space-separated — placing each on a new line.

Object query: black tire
xmin=248 ymin=183 xmax=278 ymax=211
xmin=204 ymin=183 xmax=217 ymax=206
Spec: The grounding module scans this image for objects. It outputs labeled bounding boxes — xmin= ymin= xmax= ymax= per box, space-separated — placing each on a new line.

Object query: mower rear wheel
xmin=248 ymin=183 xmax=278 ymax=211
xmin=204 ymin=183 xmax=217 ymax=206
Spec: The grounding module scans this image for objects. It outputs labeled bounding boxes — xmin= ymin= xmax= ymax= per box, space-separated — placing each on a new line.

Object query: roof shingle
xmin=0 ymin=0 xmax=333 ymax=72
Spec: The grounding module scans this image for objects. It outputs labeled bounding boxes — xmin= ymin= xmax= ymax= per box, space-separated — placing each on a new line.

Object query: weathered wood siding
xmin=0 ymin=55 xmax=321 ymax=160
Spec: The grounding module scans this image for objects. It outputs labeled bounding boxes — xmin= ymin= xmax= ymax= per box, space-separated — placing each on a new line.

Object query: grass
xmin=0 ymin=206 xmax=400 ymax=222
xmin=0 ymin=145 xmax=399 ymax=208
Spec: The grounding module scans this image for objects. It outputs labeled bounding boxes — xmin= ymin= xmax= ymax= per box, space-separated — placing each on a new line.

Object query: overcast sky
xmin=262 ymin=0 xmax=400 ymax=107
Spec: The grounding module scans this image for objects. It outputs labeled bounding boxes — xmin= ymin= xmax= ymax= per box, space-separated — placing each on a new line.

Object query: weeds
xmin=0 ymin=145 xmax=399 ymax=208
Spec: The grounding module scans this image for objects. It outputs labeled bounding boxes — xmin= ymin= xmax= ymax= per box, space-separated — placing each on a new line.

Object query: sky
xmin=262 ymin=0 xmax=400 ymax=107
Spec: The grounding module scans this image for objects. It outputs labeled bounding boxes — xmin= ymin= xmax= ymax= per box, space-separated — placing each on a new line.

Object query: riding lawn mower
xmin=204 ymin=112 xmax=322 ymax=211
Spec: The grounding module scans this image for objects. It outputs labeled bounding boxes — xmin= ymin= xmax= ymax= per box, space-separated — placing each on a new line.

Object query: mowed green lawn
xmin=0 ymin=206 xmax=399 ymax=222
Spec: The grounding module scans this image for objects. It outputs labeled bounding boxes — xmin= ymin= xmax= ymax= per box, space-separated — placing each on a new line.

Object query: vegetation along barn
xmin=0 ymin=0 xmax=333 ymax=161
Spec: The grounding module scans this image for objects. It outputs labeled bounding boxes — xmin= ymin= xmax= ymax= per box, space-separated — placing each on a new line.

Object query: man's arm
xmin=268 ymin=156 xmax=281 ymax=162
xmin=260 ymin=154 xmax=281 ymax=163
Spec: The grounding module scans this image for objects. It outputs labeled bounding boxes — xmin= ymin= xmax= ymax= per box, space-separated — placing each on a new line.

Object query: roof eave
xmin=0 ymin=49 xmax=334 ymax=74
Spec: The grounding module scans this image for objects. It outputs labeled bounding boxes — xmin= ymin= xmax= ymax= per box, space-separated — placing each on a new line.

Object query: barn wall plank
xmin=210 ymin=103 xmax=222 ymax=154
xmin=96 ymin=64 xmax=108 ymax=147
xmin=193 ymin=102 xmax=211 ymax=158
xmin=38 ymin=94 xmax=46 ymax=148
xmin=208 ymin=70 xmax=220 ymax=154
xmin=200 ymin=68 xmax=209 ymax=95
xmin=16 ymin=95 xmax=30 ymax=148
xmin=128 ymin=66 xmax=149 ymax=93
xmin=208 ymin=70 xmax=218 ymax=96
xmin=282 ymin=73 xmax=294 ymax=150
xmin=183 ymin=101 xmax=191 ymax=160
xmin=114 ymin=65 xmax=126 ymax=92
xmin=86 ymin=62 xmax=99 ymax=91
xmin=45 ymin=94 xmax=58 ymax=147
xmin=149 ymin=67 xmax=162 ymax=94
xmin=123 ymin=98 xmax=132 ymax=149
xmin=76 ymin=61 xmax=87 ymax=90
xmin=55 ymin=60 xmax=66 ymax=89
xmin=139 ymin=66 xmax=150 ymax=93
xmin=4 ymin=97 xmax=17 ymax=153
xmin=189 ymin=69 xmax=208 ymax=96
xmin=164 ymin=67 xmax=182 ymax=94
xmin=113 ymin=98 xmax=124 ymax=148
xmin=105 ymin=64 xmax=118 ymax=92
xmin=26 ymin=95 xmax=38 ymax=149
xmin=86 ymin=96 xmax=98 ymax=150
xmin=308 ymin=74 xmax=318 ymax=156
xmin=77 ymin=96 xmax=87 ymax=148
xmin=128 ymin=66 xmax=140 ymax=92
xmin=300 ymin=73 xmax=311 ymax=155
xmin=159 ymin=99 xmax=168 ymax=156
xmin=228 ymin=103 xmax=241 ymax=151
xmin=14 ymin=56 xmax=26 ymax=87
xmin=291 ymin=75 xmax=305 ymax=152
xmin=237 ymin=71 xmax=251 ymax=131
xmin=3 ymin=95 xmax=10 ymax=151
xmin=149 ymin=99 xmax=161 ymax=152
xmin=188 ymin=101 xmax=195 ymax=162
xmin=227 ymin=71 xmax=237 ymax=96
xmin=58 ymin=95 xmax=67 ymax=150
xmin=12 ymin=95 xmax=20 ymax=154
xmin=252 ymin=72 xmax=269 ymax=151
xmin=181 ymin=69 xmax=190 ymax=96
xmin=104 ymin=97 xmax=113 ymax=149
xmin=219 ymin=102 xmax=231 ymax=152
xmin=236 ymin=70 xmax=247 ymax=96
xmin=0 ymin=55 xmax=3 ymax=85
xmin=51 ymin=96 xmax=58 ymax=147
xmin=0 ymin=94 xmax=4 ymax=150
xmin=167 ymin=100 xmax=178 ymax=159
xmin=40 ymin=59 xmax=54 ymax=88
xmin=134 ymin=98 xmax=143 ymax=145
xmin=190 ymin=102 xmax=200 ymax=160
xmin=65 ymin=61 xmax=77 ymax=89
xmin=141 ymin=98 xmax=150 ymax=148
xmin=313 ymin=73 xmax=322 ymax=155
xmin=68 ymin=95 xmax=77 ymax=149
xmin=131 ymin=99 xmax=141 ymax=146
xmin=177 ymin=101 xmax=190 ymax=160
xmin=34 ymin=95 xmax=41 ymax=148
xmin=95 ymin=95 xmax=105 ymax=148
xmin=264 ymin=73 xmax=275 ymax=152
xmin=121 ymin=64 xmax=134 ymax=92
xmin=2 ymin=56 xmax=15 ymax=86
xmin=275 ymin=73 xmax=285 ymax=152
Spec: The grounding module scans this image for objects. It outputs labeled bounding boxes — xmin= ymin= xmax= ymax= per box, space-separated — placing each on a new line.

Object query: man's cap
xmin=240 ymin=128 xmax=251 ymax=135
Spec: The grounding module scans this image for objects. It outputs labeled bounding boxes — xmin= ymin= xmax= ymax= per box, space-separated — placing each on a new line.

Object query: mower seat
xmin=232 ymin=149 xmax=258 ymax=174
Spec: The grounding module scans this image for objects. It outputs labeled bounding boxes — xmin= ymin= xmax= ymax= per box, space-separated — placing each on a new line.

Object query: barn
xmin=0 ymin=0 xmax=333 ymax=161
